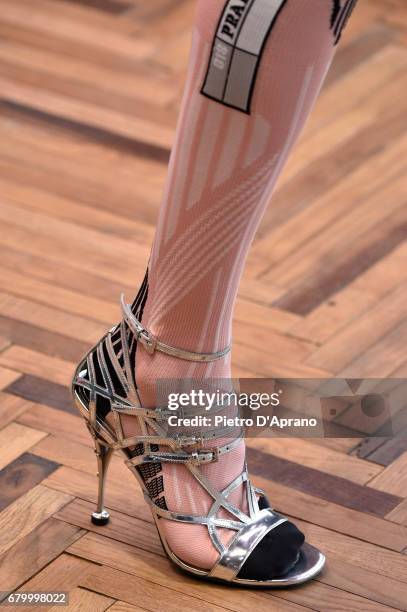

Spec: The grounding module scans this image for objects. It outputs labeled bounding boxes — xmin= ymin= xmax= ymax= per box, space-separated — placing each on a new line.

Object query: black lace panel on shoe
xmin=330 ymin=0 xmax=358 ymax=44
xmin=139 ymin=462 xmax=162 ymax=480
xmin=91 ymin=271 xmax=149 ymax=419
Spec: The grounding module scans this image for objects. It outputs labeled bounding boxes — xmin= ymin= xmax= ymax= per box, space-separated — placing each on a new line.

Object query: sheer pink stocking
xmin=122 ymin=0 xmax=355 ymax=569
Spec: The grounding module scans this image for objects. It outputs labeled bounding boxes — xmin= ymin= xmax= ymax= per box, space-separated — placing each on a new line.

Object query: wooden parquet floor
xmin=0 ymin=0 xmax=406 ymax=610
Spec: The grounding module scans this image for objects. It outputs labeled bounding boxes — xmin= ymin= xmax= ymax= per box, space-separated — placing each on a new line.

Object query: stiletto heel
xmin=72 ymin=289 xmax=325 ymax=587
xmin=91 ymin=437 xmax=114 ymax=526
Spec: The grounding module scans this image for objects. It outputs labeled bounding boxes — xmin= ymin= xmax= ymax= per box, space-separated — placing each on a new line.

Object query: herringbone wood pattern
xmin=0 ymin=0 xmax=406 ymax=610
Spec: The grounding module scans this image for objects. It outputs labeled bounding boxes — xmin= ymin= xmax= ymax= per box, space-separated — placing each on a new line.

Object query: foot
xmin=121 ymin=344 xmax=305 ymax=576
xmin=73 ymin=287 xmax=305 ymax=580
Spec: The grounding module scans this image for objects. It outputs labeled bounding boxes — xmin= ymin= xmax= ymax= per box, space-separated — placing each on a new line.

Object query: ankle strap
xmin=121 ymin=295 xmax=231 ymax=362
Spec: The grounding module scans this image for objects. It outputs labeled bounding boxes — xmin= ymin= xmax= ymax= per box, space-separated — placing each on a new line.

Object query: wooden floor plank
xmin=271 ymin=172 xmax=407 ymax=315
xmin=0 ymin=518 xmax=84 ymax=593
xmin=5 ymin=553 xmax=96 ymax=598
xmin=252 ymin=476 xmax=407 ymax=553
xmin=0 ymin=336 xmax=11 ymax=353
xmin=234 ymin=298 xmax=302 ymax=334
xmin=0 ymin=346 xmax=76 ymax=387
xmin=288 ymin=286 xmax=378 ymax=345
xmin=0 ymin=243 xmax=134 ymax=304
xmin=49 ymin=587 xmax=114 ymax=612
xmin=232 ymin=342 xmax=332 ymax=378
xmin=0 ymin=15 xmax=163 ymax=77
xmin=368 ymin=452 xmax=407 ymax=497
xmin=0 ymin=292 xmax=106 ymax=344
xmin=55 ymin=498 xmax=163 ymax=556
xmin=0 ymin=0 xmax=154 ymax=60
xmin=80 ymin=565 xmax=235 ymax=612
xmin=363 ymin=436 xmax=407 ymax=467
xmin=0 ymin=139 xmax=165 ymax=227
xmin=0 ymin=366 xmax=20 ymax=390
xmin=0 ymin=1 xmax=405 ymax=608
xmin=387 ymin=499 xmax=407 ymax=526
xmin=0 ymin=102 xmax=168 ymax=209
xmin=247 ymin=436 xmax=382 ymax=485
xmin=0 ymin=75 xmax=174 ymax=151
xmin=0 ymin=452 xmax=59 ymax=513
xmin=276 ymin=569 xmax=403 ymax=612
xmin=0 ymin=422 xmax=47 ymax=471
xmin=306 ymin=282 xmax=407 ymax=373
xmin=256 ymin=49 xmax=407 ymax=245
xmin=0 ymin=177 xmax=154 ymax=243
xmin=234 ymin=324 xmax=315 ymax=365
xmin=69 ymin=533 xmax=313 ymax=612
xmin=315 ymin=557 xmax=407 ymax=612
xmin=17 ymin=402 xmax=93 ymax=447
xmin=246 ymin=447 xmax=402 ymax=517
xmin=291 ymin=517 xmax=407 ymax=585
xmin=0 ymin=266 xmax=118 ymax=325
xmin=109 ymin=603 xmax=150 ymax=612
xmin=32 ymin=434 xmax=135 ymax=484
xmin=351 ymin=240 xmax=407 ymax=298
xmin=0 ymin=38 xmax=176 ymax=107
xmin=0 ymin=315 xmax=90 ymax=363
xmin=0 ymin=201 xmax=150 ymax=286
xmin=43 ymin=465 xmax=150 ymax=522
xmin=339 ymin=319 xmax=407 ymax=378
xmin=7 ymin=375 xmax=74 ymax=414
xmin=0 ymin=485 xmax=72 ymax=556
xmin=261 ymin=72 xmax=407 ymax=243
xmin=0 ymin=393 xmax=31 ymax=429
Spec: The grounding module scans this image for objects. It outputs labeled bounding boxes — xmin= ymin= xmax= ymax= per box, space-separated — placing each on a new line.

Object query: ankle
xmin=135 ymin=346 xmax=232 ymax=408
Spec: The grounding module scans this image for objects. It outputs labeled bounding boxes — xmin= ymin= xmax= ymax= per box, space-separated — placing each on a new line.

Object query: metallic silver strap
xmin=209 ymin=509 xmax=287 ymax=581
xmin=126 ymin=449 xmax=218 ymax=466
xmin=113 ymin=404 xmax=176 ymax=419
xmin=125 ymin=431 xmax=243 ymax=467
xmin=121 ymin=295 xmax=231 ymax=362
xmin=147 ymin=495 xmax=243 ymax=530
xmin=127 ymin=427 xmax=240 ymax=447
xmin=111 ymin=405 xmax=241 ymax=444
xmin=113 ymin=401 xmax=231 ymax=420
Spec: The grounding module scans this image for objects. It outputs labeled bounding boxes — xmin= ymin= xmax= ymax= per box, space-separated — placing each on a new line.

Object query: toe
xmin=237 ymin=520 xmax=305 ymax=580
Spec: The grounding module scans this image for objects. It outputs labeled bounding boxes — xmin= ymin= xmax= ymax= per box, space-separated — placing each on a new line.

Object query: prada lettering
xmin=219 ymin=0 xmax=251 ymax=44
xmin=201 ymin=0 xmax=288 ymax=114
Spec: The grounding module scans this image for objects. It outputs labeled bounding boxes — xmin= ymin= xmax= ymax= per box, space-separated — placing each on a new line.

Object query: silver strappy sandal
xmin=72 ymin=293 xmax=325 ymax=587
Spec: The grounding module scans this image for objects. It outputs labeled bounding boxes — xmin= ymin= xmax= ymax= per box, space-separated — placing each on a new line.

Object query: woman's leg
xmin=125 ymin=0 xmax=357 ymax=571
